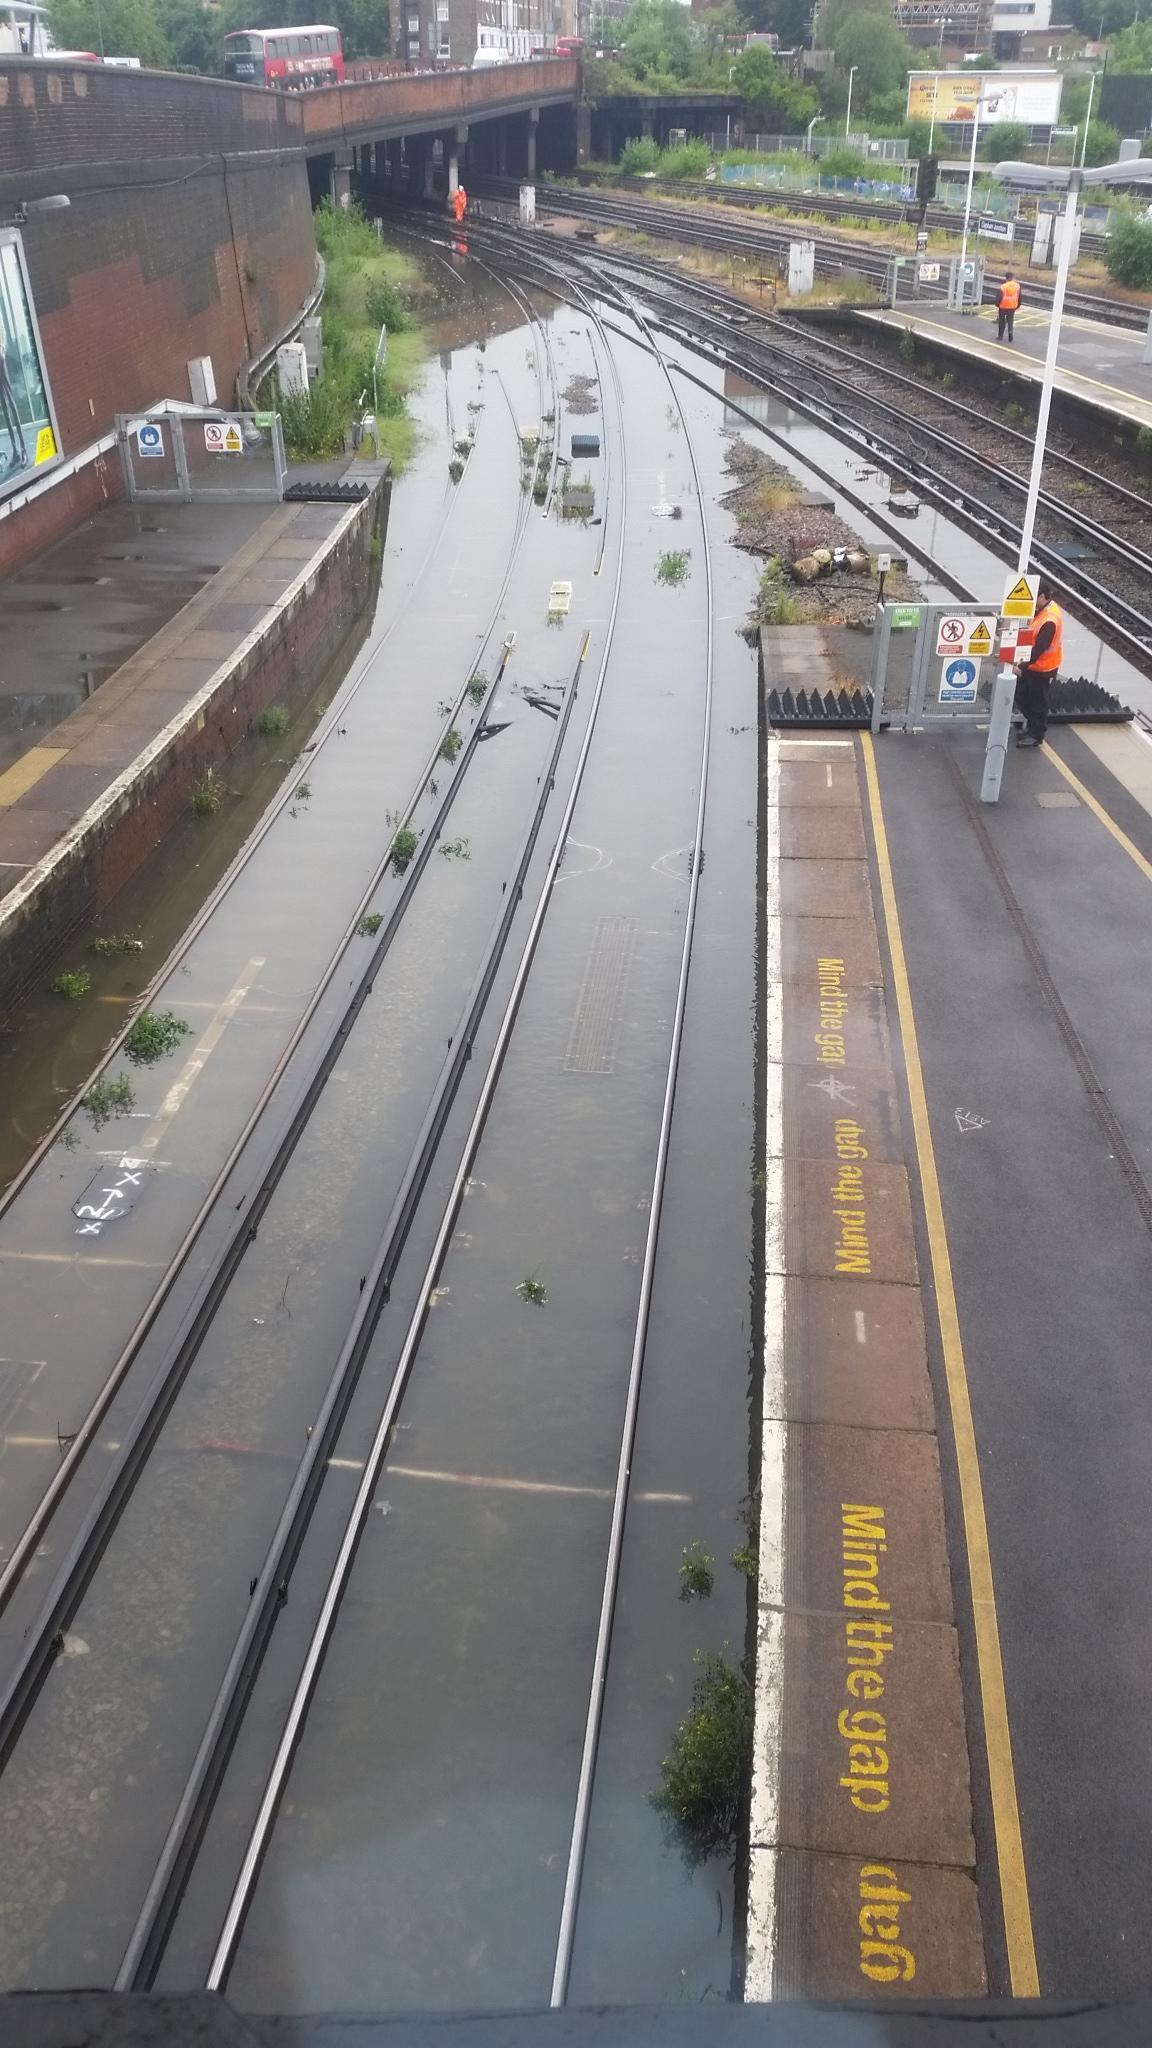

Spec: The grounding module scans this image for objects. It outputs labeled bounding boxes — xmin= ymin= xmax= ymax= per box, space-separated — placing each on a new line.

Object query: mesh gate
xmin=118 ymin=409 xmax=286 ymax=503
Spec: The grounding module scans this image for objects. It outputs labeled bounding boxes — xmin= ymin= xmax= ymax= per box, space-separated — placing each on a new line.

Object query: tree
xmin=904 ymin=116 xmax=932 ymax=155
xmin=1106 ymin=208 xmax=1152 ymax=287
xmin=48 ymin=0 xmax=171 ymax=63
xmin=1082 ymin=117 xmax=1121 ymax=163
xmin=821 ymin=9 xmax=914 ymax=107
xmin=155 ymin=0 xmax=219 ymax=70
xmin=735 ymin=0 xmax=812 ymax=42
xmin=1065 ymin=0 xmax=1144 ymax=32
xmin=981 ymin=118 xmax=1028 ymax=158
xmin=731 ymin=42 xmax=817 ymax=121
xmin=216 ymin=0 xmax=390 ymax=60
xmin=1109 ymin=15 xmax=1152 ymax=67
xmin=966 ymin=49 xmax=999 ymax=67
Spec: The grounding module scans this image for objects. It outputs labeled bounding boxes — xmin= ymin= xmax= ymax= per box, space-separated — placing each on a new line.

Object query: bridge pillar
xmin=526 ymin=105 xmax=539 ymax=177
xmin=576 ymin=100 xmax=591 ymax=168
xmin=641 ymin=114 xmax=654 ymax=141
xmin=497 ymin=119 xmax=509 ymax=177
xmin=448 ymin=121 xmax=468 ymax=197
xmin=331 ymin=151 xmax=353 ymax=209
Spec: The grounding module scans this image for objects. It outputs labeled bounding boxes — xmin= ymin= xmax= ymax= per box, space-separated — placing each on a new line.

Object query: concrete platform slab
xmin=783 ymin=1421 xmax=954 ymax=1622
xmin=781 ymin=915 xmax=882 ymax=989
xmin=780 ymin=808 xmax=868 ymax=861
xmin=773 ymin=1850 xmax=986 ymax=1998
xmin=859 ymin=302 xmax=1152 ymax=433
xmin=784 ymin=1156 xmax=919 ymax=1286
xmin=781 ymin=858 xmax=872 ymax=920
xmin=782 ymin=1276 xmax=934 ymax=1433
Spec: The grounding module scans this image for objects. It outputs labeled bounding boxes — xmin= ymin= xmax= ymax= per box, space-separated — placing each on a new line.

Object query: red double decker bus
xmin=223 ymin=24 xmax=345 ymax=88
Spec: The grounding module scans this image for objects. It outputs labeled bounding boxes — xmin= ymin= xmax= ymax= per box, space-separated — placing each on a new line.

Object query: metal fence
xmin=118 ymin=409 xmax=286 ymax=503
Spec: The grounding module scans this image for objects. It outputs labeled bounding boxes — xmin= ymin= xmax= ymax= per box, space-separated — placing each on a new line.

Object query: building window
xmin=408 ymin=14 xmax=419 ymax=29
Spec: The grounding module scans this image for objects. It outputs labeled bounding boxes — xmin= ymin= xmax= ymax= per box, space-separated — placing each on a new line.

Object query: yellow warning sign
xmin=33 ymin=426 xmax=57 ymax=466
xmin=223 ymin=423 xmax=243 ymax=455
xmin=1002 ymin=572 xmax=1039 ymax=620
xmin=967 ymin=618 xmax=993 ymax=656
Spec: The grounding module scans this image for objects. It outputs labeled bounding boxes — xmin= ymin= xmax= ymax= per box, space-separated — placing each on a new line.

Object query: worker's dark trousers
xmin=997 ymin=308 xmax=1015 ymax=341
xmin=1015 ymin=665 xmax=1054 ymax=739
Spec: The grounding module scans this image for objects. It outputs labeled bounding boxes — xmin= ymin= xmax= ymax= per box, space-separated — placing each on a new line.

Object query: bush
xmin=51 ymin=968 xmax=91 ymax=1000
xmin=660 ymin=140 xmax=712 ymax=180
xmin=620 ymin=136 xmax=661 ymax=176
xmin=981 ymin=120 xmax=1028 ymax=161
xmin=1107 ymin=211 xmax=1152 ymax=290
xmin=819 ymin=146 xmax=870 ymax=180
xmin=124 ymin=1010 xmax=192 ymax=1065
xmin=653 ymin=1651 xmax=753 ymax=1860
xmin=365 ymin=276 xmax=411 ymax=333
xmin=1082 ymin=119 xmax=1121 ymax=169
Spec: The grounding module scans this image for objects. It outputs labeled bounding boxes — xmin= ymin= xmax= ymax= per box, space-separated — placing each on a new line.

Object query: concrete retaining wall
xmin=0 ymin=485 xmax=383 ymax=1019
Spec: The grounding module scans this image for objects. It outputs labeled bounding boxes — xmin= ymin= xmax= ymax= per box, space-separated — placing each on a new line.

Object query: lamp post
xmin=806 ymin=112 xmax=823 ymax=154
xmin=845 ymin=64 xmax=858 ymax=140
xmin=1079 ymin=68 xmax=1101 ymax=168
xmin=979 ymin=155 xmax=1152 ymax=801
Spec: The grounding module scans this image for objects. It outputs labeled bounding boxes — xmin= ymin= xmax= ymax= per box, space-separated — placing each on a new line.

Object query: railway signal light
xmin=916 ymin=155 xmax=939 ymax=212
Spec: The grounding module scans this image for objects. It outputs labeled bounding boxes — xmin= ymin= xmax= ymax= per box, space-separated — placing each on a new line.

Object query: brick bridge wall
xmin=299 ymin=55 xmax=579 ymax=144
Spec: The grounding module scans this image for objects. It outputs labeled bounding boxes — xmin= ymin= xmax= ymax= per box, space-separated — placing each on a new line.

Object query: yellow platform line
xmin=860 ymin=732 xmax=1039 ymax=1998
xmin=0 ymin=746 xmax=67 ymax=808
xmin=1042 ymin=742 xmax=1152 ymax=887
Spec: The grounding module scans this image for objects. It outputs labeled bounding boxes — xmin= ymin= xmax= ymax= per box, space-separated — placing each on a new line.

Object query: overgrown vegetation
xmin=51 ymin=968 xmax=91 ymax=1000
xmin=255 ymin=704 xmax=290 ymax=737
xmin=391 ymin=826 xmax=419 ymax=874
xmin=357 ymin=911 xmax=384 ymax=935
xmin=191 ymin=768 xmax=223 ymax=817
xmin=1107 ymin=212 xmax=1152 ymax=291
xmin=517 ymin=1271 xmax=549 ymax=1305
xmin=89 ymin=933 xmax=144 ymax=958
xmin=440 ymin=836 xmax=471 ymax=861
xmin=438 ymin=729 xmax=463 ymax=763
xmin=467 ymin=673 xmax=488 ymax=705
xmin=679 ymin=1542 xmax=715 ymax=1600
xmin=656 ymin=549 xmax=691 ymax=586
xmin=82 ymin=1073 xmax=136 ymax=1129
xmin=124 ymin=1009 xmax=192 ymax=1065
xmin=653 ymin=1650 xmax=754 ymax=1862
xmin=276 ymin=205 xmax=423 ymax=473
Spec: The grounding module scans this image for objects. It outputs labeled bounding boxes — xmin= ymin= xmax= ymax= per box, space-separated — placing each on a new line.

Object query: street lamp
xmin=979 ymin=154 xmax=1152 ymax=801
xmin=806 ymin=113 xmax=824 ymax=154
xmin=845 ymin=64 xmax=858 ymax=140
xmin=1079 ymin=67 xmax=1102 ymax=168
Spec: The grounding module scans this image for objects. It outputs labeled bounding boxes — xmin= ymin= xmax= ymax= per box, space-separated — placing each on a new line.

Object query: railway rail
xmin=477 ymin=176 xmax=1146 ymax=332
xmin=0 ymin=239 xmax=735 ymax=2011
xmin=452 ymin=213 xmax=1152 ymax=673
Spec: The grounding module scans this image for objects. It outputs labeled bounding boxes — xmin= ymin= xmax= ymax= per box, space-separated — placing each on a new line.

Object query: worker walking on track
xmin=452 ymin=184 xmax=468 ymax=227
xmin=997 ymin=269 xmax=1021 ymax=343
xmin=1013 ymin=580 xmax=1062 ymax=746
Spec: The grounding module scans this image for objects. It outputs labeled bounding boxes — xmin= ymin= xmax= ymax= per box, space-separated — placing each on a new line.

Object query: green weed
xmin=517 ymin=1272 xmax=548 ymax=1305
xmin=656 ymin=550 xmax=691 ymax=587
xmin=438 ymin=729 xmax=463 ymax=763
xmin=357 ymin=912 xmax=384 ymax=935
xmin=89 ymin=933 xmax=143 ymax=958
xmin=191 ymin=769 xmax=223 ymax=817
xmin=449 ymin=458 xmax=466 ymax=483
xmin=124 ymin=1009 xmax=192 ymax=1065
xmin=679 ymin=1542 xmax=715 ymax=1601
xmin=440 ymin=836 xmax=471 ymax=861
xmin=51 ymin=968 xmax=91 ymax=1000
xmin=653 ymin=1650 xmax=753 ymax=1861
xmin=467 ymin=673 xmax=487 ymax=705
xmin=82 ymin=1074 xmax=137 ymax=1129
xmin=391 ymin=826 xmax=419 ymax=874
xmin=256 ymin=704 xmax=290 ymax=737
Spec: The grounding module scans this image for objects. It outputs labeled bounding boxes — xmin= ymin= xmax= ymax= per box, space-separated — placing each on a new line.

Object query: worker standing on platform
xmin=997 ymin=270 xmax=1021 ymax=344
xmin=1013 ymin=580 xmax=1062 ymax=746
xmin=452 ymin=184 xmax=468 ymax=227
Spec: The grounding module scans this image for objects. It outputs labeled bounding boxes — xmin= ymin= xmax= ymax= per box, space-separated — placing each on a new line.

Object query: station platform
xmin=752 ymin=617 xmax=1152 ymax=1997
xmin=0 ymin=466 xmax=384 ymax=1013
xmin=859 ymin=300 xmax=1152 ymax=433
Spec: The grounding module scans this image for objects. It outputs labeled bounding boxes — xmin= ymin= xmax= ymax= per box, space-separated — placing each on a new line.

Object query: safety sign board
xmin=890 ymin=605 xmax=921 ymax=629
xmin=205 ymin=420 xmax=243 ymax=455
xmin=978 ymin=214 xmax=1014 ymax=242
xmin=935 ymin=613 xmax=996 ymax=658
xmin=1002 ymin=571 xmax=1039 ymax=619
xmin=136 ymin=421 xmax=165 ymax=459
xmin=939 ymin=656 xmax=981 ymax=704
xmin=918 ymin=261 xmax=941 ymax=283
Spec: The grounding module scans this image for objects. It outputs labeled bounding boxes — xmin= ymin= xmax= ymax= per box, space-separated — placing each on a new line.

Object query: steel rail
xmin=0 ymin=335 xmax=550 ymax=1626
xmin=115 ymin=625 xmax=595 ymax=1989
xmin=472 ymin=220 xmax=1152 ymax=665
xmin=203 ymin=292 xmax=632 ymax=1993
xmin=547 ymin=279 xmax=715 ymax=2007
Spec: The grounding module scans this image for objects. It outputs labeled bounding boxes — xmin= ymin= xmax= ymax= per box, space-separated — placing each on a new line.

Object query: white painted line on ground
xmin=855 ymin=1309 xmax=867 ymax=1344
xmin=747 ymin=735 xmax=786 ymax=2004
xmin=0 ymin=1250 xmax=166 ymax=1268
xmin=139 ymin=956 xmax=265 ymax=1152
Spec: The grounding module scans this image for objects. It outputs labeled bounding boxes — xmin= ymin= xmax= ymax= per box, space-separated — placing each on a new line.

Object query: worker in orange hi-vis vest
xmin=997 ymin=270 xmax=1021 ymax=344
xmin=1013 ymin=581 xmax=1063 ymax=746
xmin=452 ymin=184 xmax=468 ymax=226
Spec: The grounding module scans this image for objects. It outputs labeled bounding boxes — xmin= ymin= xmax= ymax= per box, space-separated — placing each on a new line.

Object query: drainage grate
xmin=283 ymin=480 xmax=370 ymax=504
xmin=564 ymin=916 xmax=637 ymax=1075
xmin=766 ymin=677 xmax=1132 ymax=730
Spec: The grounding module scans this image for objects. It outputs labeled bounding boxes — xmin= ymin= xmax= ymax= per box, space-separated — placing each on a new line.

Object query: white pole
xmin=980 ymin=168 xmax=1080 ymax=802
xmin=958 ymin=95 xmax=981 ymax=291
xmin=845 ymin=65 xmax=856 ymax=139
xmin=1080 ymin=71 xmax=1098 ymax=168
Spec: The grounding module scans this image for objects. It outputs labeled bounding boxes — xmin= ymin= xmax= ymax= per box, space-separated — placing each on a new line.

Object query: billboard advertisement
xmin=0 ymin=230 xmax=62 ymax=502
xmin=906 ymin=70 xmax=1063 ymax=127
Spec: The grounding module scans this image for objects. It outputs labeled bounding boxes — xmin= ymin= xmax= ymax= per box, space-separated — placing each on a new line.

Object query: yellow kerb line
xmin=860 ymin=733 xmax=1039 ymax=1999
xmin=1042 ymin=742 xmax=1152 ymax=887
